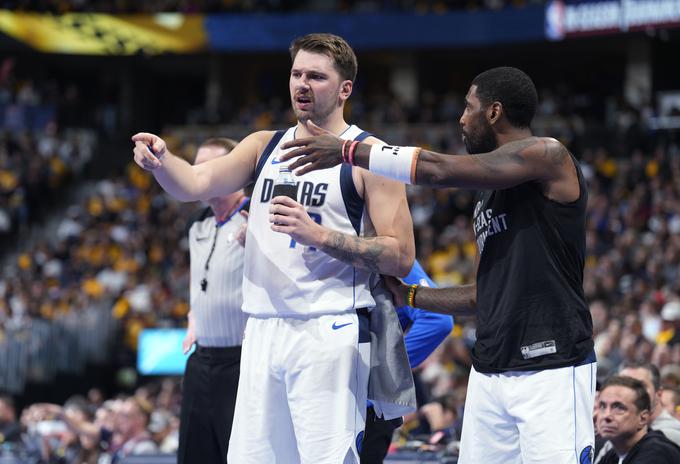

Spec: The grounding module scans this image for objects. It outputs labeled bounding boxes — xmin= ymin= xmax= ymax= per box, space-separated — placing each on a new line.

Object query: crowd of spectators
xmin=0 ymin=68 xmax=53 ymax=122
xmin=0 ymin=160 xmax=200 ymax=347
xmin=0 ymin=380 xmax=182 ymax=463
xmin=0 ymin=135 xmax=215 ymax=459
xmin=0 ymin=58 xmax=95 ymax=241
xmin=0 ymin=0 xmax=544 ymax=14
xmin=0 ymin=127 xmax=94 ymax=239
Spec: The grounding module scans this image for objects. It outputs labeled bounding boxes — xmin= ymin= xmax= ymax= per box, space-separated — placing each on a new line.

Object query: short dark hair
xmin=64 ymin=395 xmax=93 ymax=420
xmin=471 ymin=66 xmax=538 ymax=129
xmin=290 ymin=33 xmax=358 ymax=82
xmin=602 ymin=375 xmax=651 ymax=413
xmin=621 ymin=361 xmax=661 ymax=391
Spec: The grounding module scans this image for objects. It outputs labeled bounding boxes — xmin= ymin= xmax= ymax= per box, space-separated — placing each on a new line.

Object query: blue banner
xmin=205 ymin=8 xmax=545 ymax=52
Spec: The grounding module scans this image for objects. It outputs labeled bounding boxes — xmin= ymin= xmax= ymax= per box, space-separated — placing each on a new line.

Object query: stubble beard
xmin=292 ymin=90 xmax=341 ymax=127
xmin=464 ymin=117 xmax=498 ymax=155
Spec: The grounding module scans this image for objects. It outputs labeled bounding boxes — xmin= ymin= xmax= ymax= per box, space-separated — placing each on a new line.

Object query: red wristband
xmin=348 ymin=141 xmax=360 ymax=166
xmin=341 ymin=139 xmax=350 ymax=164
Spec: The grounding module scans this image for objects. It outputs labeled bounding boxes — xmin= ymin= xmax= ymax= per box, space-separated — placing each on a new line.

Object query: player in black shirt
xmin=280 ymin=66 xmax=595 ymax=464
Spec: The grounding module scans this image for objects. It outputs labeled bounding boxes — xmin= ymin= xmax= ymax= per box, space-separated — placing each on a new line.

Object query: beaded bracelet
xmin=407 ymin=284 xmax=418 ymax=307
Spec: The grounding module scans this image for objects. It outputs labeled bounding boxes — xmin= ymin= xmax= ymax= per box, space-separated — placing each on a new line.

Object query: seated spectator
xmin=0 ymin=394 xmax=20 ymax=444
xmin=420 ymin=394 xmax=459 ymax=446
xmin=10 ymin=377 xmax=186 ymax=462
xmin=660 ymin=364 xmax=680 ymax=388
xmin=104 ymin=397 xmax=157 ymax=463
xmin=597 ymin=376 xmax=680 ymax=463
xmin=658 ymin=301 xmax=680 ymax=346
xmin=407 ymin=393 xmax=460 ymax=448
xmin=661 ymin=387 xmax=680 ymax=421
xmin=20 ymin=400 xmax=82 ymax=463
xmin=618 ymin=362 xmax=680 ymax=445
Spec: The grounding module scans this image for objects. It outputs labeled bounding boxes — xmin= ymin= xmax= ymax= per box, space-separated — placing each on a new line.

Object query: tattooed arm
xmin=281 ymin=134 xmax=580 ymax=204
xmin=416 ymin=284 xmax=477 ymax=316
xmin=319 ymin=233 xmax=404 ymax=275
xmin=318 ymin=167 xmax=415 ymax=277
xmin=385 ymin=277 xmax=476 ymax=316
xmin=269 ymin=138 xmax=415 ymax=277
xmin=270 ymin=185 xmax=414 ymax=277
xmin=384 ymin=253 xmax=478 ymax=317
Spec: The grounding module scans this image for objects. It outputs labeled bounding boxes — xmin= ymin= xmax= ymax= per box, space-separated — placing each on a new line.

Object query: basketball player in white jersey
xmin=131 ymin=33 xmax=415 ymax=463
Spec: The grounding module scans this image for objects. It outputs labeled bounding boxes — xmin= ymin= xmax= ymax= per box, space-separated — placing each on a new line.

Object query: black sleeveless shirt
xmin=472 ymin=153 xmax=593 ymax=372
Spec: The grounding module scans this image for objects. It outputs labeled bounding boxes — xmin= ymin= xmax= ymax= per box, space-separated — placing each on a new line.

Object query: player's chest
xmin=256 ymin=166 xmax=341 ymax=210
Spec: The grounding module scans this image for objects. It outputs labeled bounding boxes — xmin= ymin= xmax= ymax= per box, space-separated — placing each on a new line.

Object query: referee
xmin=178 ymin=138 xmax=249 ymax=464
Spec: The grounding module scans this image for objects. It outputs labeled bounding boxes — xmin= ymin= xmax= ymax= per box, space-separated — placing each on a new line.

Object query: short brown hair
xmin=289 ymin=33 xmax=358 ymax=82
xmin=602 ymin=375 xmax=651 ymax=413
xmin=194 ymin=137 xmax=238 ymax=163
xmin=130 ymin=396 xmax=153 ymax=426
xmin=199 ymin=137 xmax=238 ymax=153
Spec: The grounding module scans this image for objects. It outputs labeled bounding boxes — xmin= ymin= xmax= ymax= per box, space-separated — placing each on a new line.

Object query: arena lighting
xmin=546 ymin=0 xmax=680 ymax=40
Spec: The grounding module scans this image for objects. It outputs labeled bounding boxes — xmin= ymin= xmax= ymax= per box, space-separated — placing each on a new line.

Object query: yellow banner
xmin=0 ymin=11 xmax=206 ymax=55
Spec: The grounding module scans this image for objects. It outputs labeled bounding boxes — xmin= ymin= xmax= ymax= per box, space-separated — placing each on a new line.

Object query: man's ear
xmin=340 ymin=80 xmax=353 ymax=101
xmin=638 ymin=409 xmax=651 ymax=430
xmin=488 ymin=102 xmax=503 ymax=125
xmin=655 ymin=387 xmax=663 ymax=408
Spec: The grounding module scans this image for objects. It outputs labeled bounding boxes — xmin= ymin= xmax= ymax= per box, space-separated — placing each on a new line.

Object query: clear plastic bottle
xmin=272 ymin=166 xmax=298 ymax=201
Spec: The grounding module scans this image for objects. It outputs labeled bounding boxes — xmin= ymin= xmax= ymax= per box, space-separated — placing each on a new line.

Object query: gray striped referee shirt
xmin=187 ymin=205 xmax=248 ymax=347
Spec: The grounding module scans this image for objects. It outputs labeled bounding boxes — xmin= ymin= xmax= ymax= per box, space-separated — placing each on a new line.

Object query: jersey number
xmin=290 ymin=213 xmax=322 ymax=251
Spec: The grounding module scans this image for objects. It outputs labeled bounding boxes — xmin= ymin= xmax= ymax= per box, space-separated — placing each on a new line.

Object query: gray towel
xmin=367 ymin=276 xmax=417 ymax=420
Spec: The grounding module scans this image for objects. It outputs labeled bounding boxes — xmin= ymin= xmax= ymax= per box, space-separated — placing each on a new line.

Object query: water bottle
xmin=272 ymin=166 xmax=298 ymax=201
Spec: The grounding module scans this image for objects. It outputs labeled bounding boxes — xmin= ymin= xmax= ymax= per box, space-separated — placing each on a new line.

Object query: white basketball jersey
xmin=242 ymin=125 xmax=376 ymax=317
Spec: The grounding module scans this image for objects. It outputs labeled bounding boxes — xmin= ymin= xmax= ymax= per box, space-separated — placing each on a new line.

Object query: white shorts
xmin=227 ymin=311 xmax=370 ymax=464
xmin=458 ymin=361 xmax=596 ymax=464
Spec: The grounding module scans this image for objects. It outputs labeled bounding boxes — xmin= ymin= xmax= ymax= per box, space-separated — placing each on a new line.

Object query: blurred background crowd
xmin=1 ymin=0 xmax=680 ymax=462
xmin=1 ymin=0 xmax=546 ymax=14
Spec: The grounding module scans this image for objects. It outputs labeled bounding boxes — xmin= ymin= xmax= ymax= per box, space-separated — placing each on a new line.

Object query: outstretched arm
xmin=132 ymin=131 xmax=269 ymax=202
xmin=361 ymin=137 xmax=572 ymax=191
xmin=280 ymin=123 xmax=578 ymax=202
